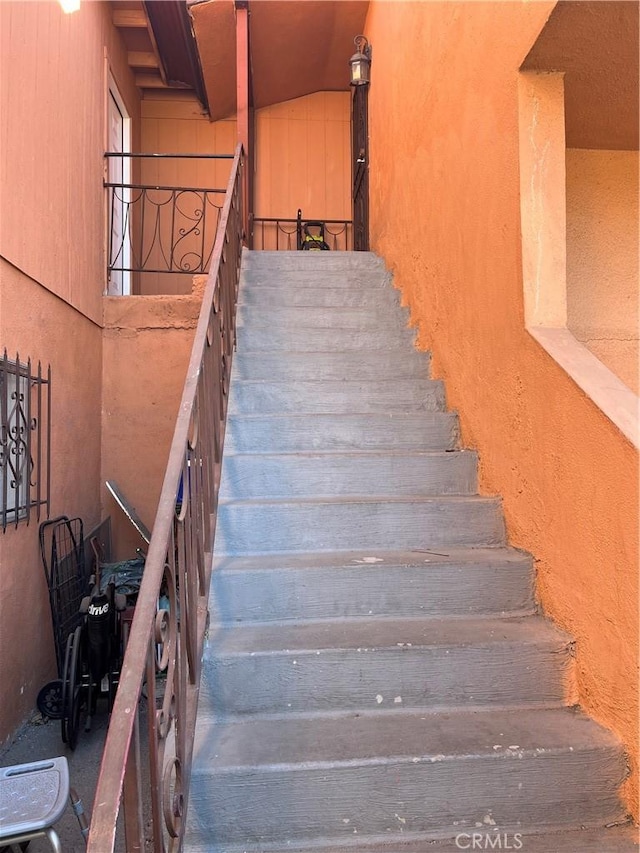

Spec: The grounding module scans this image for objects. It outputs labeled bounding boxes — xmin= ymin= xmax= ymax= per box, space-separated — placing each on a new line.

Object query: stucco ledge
xmin=527 ymin=325 xmax=639 ymax=449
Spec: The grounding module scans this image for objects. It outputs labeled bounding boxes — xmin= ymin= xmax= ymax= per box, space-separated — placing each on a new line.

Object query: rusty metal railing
xmin=88 ymin=144 xmax=244 ymax=852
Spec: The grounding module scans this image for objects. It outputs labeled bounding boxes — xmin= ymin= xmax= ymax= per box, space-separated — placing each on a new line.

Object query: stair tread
xmin=219 ymin=494 xmax=499 ymax=506
xmin=208 ymin=614 xmax=568 ymax=655
xmin=191 ymin=707 xmax=620 ymax=771
xmin=230 ymin=378 xmax=439 ymax=387
xmin=222 ymin=450 xmax=475 ymax=459
xmin=229 ymin=410 xmax=454 ymax=419
xmin=214 ymin=546 xmax=530 ymax=573
xmin=185 ymin=825 xmax=639 ymax=852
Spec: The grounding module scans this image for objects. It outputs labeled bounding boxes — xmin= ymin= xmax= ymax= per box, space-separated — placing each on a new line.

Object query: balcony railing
xmin=88 ymin=144 xmax=244 ymax=852
xmin=104 ymin=152 xmax=234 ymax=285
xmin=252 ymin=211 xmax=353 ymax=251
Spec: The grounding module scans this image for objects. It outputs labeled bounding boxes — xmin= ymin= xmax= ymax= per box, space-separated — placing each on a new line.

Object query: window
xmin=0 ymin=351 xmax=51 ymax=531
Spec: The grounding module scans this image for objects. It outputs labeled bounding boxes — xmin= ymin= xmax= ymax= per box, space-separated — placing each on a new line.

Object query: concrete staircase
xmin=186 ymin=251 xmax=637 ymax=852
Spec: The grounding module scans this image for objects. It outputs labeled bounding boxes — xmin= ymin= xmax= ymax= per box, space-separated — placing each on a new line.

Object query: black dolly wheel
xmin=61 ymin=626 xmax=82 ymax=749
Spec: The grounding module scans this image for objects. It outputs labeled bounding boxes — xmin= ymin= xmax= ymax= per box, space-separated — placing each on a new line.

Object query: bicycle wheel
xmin=61 ymin=625 xmax=82 ymax=749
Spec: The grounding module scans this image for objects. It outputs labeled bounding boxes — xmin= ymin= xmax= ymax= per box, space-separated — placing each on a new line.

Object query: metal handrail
xmin=88 ymin=144 xmax=244 ymax=852
xmin=104 ymin=152 xmax=234 ymax=280
xmin=252 ymin=215 xmax=353 ymax=251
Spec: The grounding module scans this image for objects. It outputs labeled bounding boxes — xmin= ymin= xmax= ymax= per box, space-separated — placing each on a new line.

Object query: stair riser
xmin=188 ymin=749 xmax=626 ymax=844
xmin=241 ymin=273 xmax=389 ymax=290
xmin=215 ymin=498 xmax=505 ymax=555
xmin=236 ymin=326 xmax=415 ymax=352
xmin=220 ymin=452 xmax=477 ymax=500
xmin=201 ymin=641 xmax=571 ymax=714
xmin=228 ymin=380 xmax=446 ymax=415
xmin=237 ymin=305 xmax=409 ymax=331
xmin=231 ymin=351 xmax=430 ymax=382
xmin=210 ymin=559 xmax=534 ymax=623
xmin=242 ymin=251 xmax=386 ymax=273
xmin=239 ymin=287 xmax=401 ymax=308
xmin=186 ymin=828 xmax=640 ymax=853
xmin=225 ymin=414 xmax=460 ymax=453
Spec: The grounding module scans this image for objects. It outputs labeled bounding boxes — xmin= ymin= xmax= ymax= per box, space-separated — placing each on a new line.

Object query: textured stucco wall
xmin=101 ymin=295 xmax=201 ymax=560
xmin=566 ymin=149 xmax=639 ymax=393
xmin=0 ymin=261 xmax=103 ymax=741
xmin=0 ymin=0 xmax=139 ymax=742
xmin=364 ymin=0 xmax=638 ymax=816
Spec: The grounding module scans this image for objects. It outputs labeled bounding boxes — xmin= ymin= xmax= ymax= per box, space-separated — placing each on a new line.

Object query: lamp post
xmin=350 ymin=35 xmax=371 ymax=250
xmin=349 ymin=35 xmax=371 ymax=86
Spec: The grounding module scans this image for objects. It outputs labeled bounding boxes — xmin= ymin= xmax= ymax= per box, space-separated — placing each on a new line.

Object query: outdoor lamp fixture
xmin=59 ymin=0 xmax=80 ymax=12
xmin=349 ymin=35 xmax=371 ymax=86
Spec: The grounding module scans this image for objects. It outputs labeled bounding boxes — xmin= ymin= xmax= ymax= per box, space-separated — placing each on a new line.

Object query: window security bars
xmin=104 ymin=152 xmax=234 ymax=279
xmin=0 ymin=351 xmax=51 ymax=532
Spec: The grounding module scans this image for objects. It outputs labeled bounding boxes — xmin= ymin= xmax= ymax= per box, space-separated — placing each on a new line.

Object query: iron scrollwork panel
xmin=108 ymin=186 xmax=225 ymax=276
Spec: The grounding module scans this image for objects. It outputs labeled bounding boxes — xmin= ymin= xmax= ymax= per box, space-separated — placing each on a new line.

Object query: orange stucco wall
xmin=0 ymin=262 xmax=104 ymax=739
xmin=0 ymin=0 xmax=140 ymax=741
xmin=101 ymin=295 xmax=201 ymax=561
xmin=365 ymin=0 xmax=638 ymax=817
xmin=566 ymin=149 xmax=639 ymax=394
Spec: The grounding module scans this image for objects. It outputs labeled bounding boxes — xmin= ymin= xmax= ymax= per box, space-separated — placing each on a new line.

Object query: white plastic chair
xmin=0 ymin=757 xmax=70 ymax=853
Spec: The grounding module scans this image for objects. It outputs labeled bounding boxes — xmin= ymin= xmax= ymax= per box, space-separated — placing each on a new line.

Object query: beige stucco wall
xmin=364 ymin=0 xmax=638 ymax=816
xmin=566 ymin=149 xmax=639 ymax=393
xmin=0 ymin=0 xmax=140 ymax=742
xmin=101 ymin=295 xmax=201 ymax=561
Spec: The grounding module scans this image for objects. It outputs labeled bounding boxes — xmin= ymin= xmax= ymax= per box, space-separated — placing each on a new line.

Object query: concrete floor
xmin=0 ymin=708 xmax=109 ymax=852
xmin=0 ymin=696 xmax=151 ymax=852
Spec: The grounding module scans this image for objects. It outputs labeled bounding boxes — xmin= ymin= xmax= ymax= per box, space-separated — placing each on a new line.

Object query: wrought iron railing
xmin=104 ymin=152 xmax=235 ymax=281
xmin=252 ymin=211 xmax=353 ymax=251
xmin=1 ymin=351 xmax=50 ymax=533
xmin=88 ymin=144 xmax=244 ymax=852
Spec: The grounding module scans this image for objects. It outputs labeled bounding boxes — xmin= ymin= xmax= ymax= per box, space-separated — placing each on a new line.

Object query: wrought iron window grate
xmin=1 ymin=350 xmax=51 ymax=532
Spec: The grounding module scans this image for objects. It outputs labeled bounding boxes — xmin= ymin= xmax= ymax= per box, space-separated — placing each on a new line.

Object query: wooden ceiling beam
xmin=128 ymin=51 xmax=159 ymax=69
xmin=135 ymin=73 xmax=190 ymax=90
xmin=112 ymin=9 xmax=147 ymax=28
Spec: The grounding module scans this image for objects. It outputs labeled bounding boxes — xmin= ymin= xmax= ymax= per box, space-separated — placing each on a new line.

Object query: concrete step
xmin=220 ymin=450 xmax=477 ymax=500
xmin=200 ymin=614 xmax=571 ymax=714
xmin=186 ymin=708 xmax=627 ymax=847
xmin=237 ymin=305 xmax=407 ymax=331
xmin=215 ymin=495 xmax=505 ymax=555
xmin=210 ymin=547 xmax=533 ymax=623
xmin=224 ymin=412 xmax=460 ymax=453
xmin=242 ymin=250 xmax=385 ymax=273
xmin=237 ymin=323 xmax=415 ymax=351
xmin=186 ymin=825 xmax=639 ymax=852
xmin=230 ymin=350 xmax=430 ymax=382
xmin=239 ymin=284 xmax=402 ymax=308
xmin=228 ymin=379 xmax=446 ymax=415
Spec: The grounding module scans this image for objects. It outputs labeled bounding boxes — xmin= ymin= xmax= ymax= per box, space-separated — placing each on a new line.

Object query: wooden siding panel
xmin=138 ymin=98 xmax=235 ymax=294
xmin=0 ymin=0 xmax=139 ymax=323
xmin=255 ymin=91 xmax=350 ymax=221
